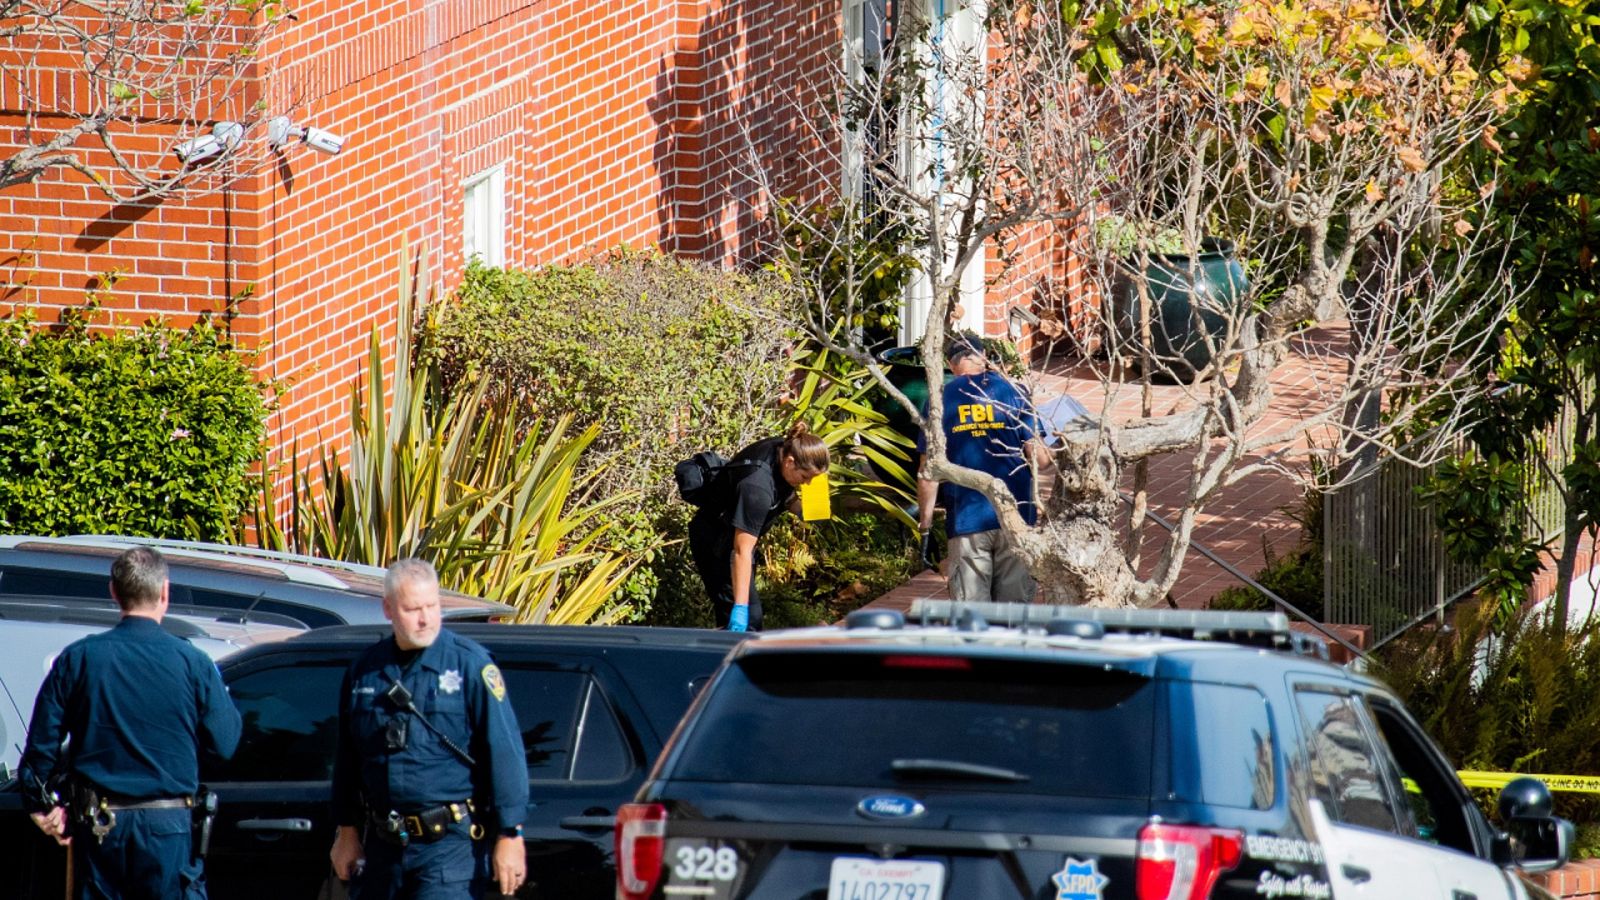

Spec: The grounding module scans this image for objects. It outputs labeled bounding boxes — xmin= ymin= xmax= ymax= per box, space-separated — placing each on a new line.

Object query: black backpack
xmin=674 ymin=451 xmax=763 ymax=508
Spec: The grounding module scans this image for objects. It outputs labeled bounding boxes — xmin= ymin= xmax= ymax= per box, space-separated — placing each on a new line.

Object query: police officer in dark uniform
xmin=329 ymin=558 xmax=529 ymax=899
xmin=18 ymin=547 xmax=242 ymax=900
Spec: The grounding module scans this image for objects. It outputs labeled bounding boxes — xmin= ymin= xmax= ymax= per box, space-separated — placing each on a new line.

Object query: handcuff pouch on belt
xmin=371 ymin=800 xmax=475 ymax=846
xmin=63 ymin=780 xmax=206 ymax=846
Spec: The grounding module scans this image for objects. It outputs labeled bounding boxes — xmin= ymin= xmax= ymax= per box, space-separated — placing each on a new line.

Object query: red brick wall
xmin=2 ymin=0 xmax=843 ymax=488
xmin=2 ymin=1 xmax=1088 ymax=484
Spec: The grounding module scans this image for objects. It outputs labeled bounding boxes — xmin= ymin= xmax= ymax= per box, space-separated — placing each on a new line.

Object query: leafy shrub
xmin=425 ymin=252 xmax=799 ymax=618
xmin=0 ymin=314 xmax=267 ymax=539
xmin=1209 ymin=542 xmax=1325 ymax=621
xmin=771 ymin=199 xmax=919 ymax=352
xmin=255 ymin=251 xmax=632 ymax=625
xmin=428 ymin=252 xmax=796 ymax=501
xmin=642 ymin=512 xmax=918 ymax=629
xmin=1376 ymin=601 xmax=1600 ymax=851
xmin=758 ymin=513 xmax=919 ymax=628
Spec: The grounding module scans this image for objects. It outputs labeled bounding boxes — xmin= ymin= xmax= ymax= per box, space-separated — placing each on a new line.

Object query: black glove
xmin=919 ymin=530 xmax=943 ymax=572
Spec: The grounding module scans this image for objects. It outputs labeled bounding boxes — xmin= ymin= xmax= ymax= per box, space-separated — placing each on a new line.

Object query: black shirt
xmin=722 ymin=437 xmax=793 ymax=538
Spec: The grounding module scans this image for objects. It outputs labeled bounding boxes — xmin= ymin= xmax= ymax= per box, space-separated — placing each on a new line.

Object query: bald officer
xmin=329 ymin=558 xmax=529 ymax=899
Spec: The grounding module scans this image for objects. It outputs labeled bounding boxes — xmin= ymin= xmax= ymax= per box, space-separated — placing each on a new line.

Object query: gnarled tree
xmin=755 ymin=0 xmax=1518 ymax=607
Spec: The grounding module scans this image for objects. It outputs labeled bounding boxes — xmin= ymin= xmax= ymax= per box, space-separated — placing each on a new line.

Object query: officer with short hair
xmin=19 ymin=546 xmax=242 ymax=899
xmin=329 ymin=558 xmax=529 ymax=899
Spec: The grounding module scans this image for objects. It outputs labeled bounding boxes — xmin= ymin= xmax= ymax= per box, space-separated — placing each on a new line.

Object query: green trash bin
xmin=1112 ymin=237 xmax=1249 ymax=380
xmin=869 ymin=345 xmax=949 ymax=479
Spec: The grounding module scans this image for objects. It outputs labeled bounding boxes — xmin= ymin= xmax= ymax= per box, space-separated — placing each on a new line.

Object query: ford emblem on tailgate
xmin=856 ymin=795 xmax=926 ymax=820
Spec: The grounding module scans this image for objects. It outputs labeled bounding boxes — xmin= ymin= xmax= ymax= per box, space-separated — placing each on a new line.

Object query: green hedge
xmin=0 ymin=316 xmax=268 ymax=539
xmin=426 ymin=252 xmax=800 ymax=617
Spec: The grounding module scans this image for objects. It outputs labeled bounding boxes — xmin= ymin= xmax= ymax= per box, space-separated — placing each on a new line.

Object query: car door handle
xmin=237 ymin=818 xmax=313 ymax=832
xmin=1341 ymin=863 xmax=1372 ymax=883
xmin=559 ymin=815 xmax=616 ymax=831
xmin=1452 ymin=892 xmax=1476 ymax=900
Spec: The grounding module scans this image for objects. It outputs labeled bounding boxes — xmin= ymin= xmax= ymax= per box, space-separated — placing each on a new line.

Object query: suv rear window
xmin=671 ymin=652 xmax=1155 ymax=797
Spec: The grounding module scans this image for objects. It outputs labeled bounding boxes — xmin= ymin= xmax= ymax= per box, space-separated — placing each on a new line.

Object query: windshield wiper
xmin=890 ymin=758 xmax=1030 ymax=783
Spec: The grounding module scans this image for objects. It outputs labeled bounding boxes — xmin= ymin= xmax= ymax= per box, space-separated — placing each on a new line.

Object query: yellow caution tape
xmin=1455 ymin=771 xmax=1600 ymax=794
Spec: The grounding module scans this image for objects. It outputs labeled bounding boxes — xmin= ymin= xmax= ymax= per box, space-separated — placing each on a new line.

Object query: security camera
xmin=302 ymin=127 xmax=344 ymax=155
xmin=173 ymin=134 xmax=224 ymax=165
xmin=267 ymin=115 xmax=344 ymax=155
xmin=172 ymin=122 xmax=242 ymax=166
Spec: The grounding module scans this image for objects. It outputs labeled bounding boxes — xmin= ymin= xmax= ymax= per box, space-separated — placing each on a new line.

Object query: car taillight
xmin=615 ymin=803 xmax=667 ymax=900
xmin=1135 ymin=823 xmax=1244 ymax=900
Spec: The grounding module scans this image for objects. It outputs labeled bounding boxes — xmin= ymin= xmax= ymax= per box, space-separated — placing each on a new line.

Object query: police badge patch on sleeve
xmin=482 ymin=664 xmax=507 ymax=701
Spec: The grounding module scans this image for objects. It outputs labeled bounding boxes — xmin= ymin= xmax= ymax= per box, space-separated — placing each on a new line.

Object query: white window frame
xmin=900 ymin=0 xmax=987 ymax=343
xmin=462 ymin=164 xmax=506 ymax=267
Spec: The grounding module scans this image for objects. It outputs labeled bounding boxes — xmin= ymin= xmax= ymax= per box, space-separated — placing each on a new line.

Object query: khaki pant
xmin=948 ymin=529 xmax=1037 ymax=603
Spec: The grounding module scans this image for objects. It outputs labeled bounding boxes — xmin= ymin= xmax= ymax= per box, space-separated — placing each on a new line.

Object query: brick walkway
xmin=870 ymin=325 xmax=1351 ymax=614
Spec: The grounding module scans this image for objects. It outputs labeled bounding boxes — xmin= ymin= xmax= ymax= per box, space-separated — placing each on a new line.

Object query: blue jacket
xmin=921 ymin=371 xmax=1041 ymax=537
xmin=331 ymin=629 xmax=528 ymax=832
xmin=18 ymin=616 xmax=241 ymax=808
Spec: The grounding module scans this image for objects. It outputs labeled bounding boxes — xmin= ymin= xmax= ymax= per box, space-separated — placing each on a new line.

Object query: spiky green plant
xmin=786 ymin=345 xmax=918 ymax=528
xmin=252 ymin=247 xmax=636 ymax=625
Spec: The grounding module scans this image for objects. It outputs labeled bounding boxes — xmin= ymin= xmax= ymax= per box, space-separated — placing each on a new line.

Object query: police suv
xmin=619 ymin=602 xmax=1573 ymax=900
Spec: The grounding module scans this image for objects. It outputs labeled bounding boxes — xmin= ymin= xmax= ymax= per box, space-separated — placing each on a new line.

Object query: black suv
xmin=621 ymin=602 xmax=1572 ymax=900
xmin=0 ymin=535 xmax=513 ymax=626
xmin=1 ymin=623 xmax=743 ymax=900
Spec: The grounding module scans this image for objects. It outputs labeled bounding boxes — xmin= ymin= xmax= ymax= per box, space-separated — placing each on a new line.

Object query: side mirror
xmin=1503 ymin=815 xmax=1575 ymax=874
xmin=1494 ymin=775 xmax=1573 ymax=873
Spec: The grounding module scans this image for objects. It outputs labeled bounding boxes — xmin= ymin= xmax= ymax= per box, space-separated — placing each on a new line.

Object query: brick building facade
xmin=2 ymin=0 xmax=1078 ymax=475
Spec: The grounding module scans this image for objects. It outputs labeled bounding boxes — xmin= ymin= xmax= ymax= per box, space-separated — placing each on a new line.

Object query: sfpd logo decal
xmin=1051 ymin=857 xmax=1108 ymax=900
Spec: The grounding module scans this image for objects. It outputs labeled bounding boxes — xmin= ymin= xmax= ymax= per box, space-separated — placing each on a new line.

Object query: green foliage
xmin=759 ymin=514 xmax=920 ymax=628
xmin=1426 ymin=0 xmax=1600 ymax=616
xmin=1420 ymin=451 xmax=1546 ymax=624
xmin=787 ymin=345 xmax=918 ymax=527
xmin=425 ymin=251 xmax=798 ymax=619
xmin=643 ymin=512 xmax=919 ymax=629
xmin=0 ymin=314 xmax=267 ymax=540
xmin=255 ymin=250 xmax=634 ymax=625
xmin=1209 ymin=543 xmax=1325 ymax=621
xmin=1091 ymin=213 xmax=1187 ymax=257
xmin=430 ymin=253 xmax=795 ymax=477
xmin=1376 ymin=602 xmax=1600 ymax=839
xmin=772 ymin=200 xmax=920 ymax=350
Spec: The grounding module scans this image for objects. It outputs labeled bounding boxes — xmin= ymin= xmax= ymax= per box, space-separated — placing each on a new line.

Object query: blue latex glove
xmin=727 ymin=604 xmax=749 ymax=633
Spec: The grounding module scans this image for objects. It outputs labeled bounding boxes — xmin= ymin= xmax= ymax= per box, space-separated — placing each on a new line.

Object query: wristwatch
xmin=501 ymin=824 xmax=524 ymax=839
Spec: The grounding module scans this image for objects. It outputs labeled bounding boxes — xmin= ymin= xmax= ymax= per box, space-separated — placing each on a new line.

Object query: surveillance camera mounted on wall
xmin=172 ymin=122 xmax=243 ymax=166
xmin=267 ymin=116 xmax=345 ymax=155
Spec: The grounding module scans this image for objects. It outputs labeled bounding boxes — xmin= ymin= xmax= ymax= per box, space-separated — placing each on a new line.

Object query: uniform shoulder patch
xmin=481 ymin=664 xmax=506 ymax=702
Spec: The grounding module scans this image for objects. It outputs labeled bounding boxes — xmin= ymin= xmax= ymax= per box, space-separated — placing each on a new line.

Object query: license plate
xmin=827 ymin=857 xmax=945 ymax=900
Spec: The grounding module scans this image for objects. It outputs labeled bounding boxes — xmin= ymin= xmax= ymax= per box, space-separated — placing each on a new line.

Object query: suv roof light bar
xmin=907 ymin=600 xmax=1328 ymax=658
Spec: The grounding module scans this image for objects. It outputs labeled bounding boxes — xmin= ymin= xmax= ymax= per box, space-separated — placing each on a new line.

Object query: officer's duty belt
xmin=371 ymin=800 xmax=472 ymax=845
xmin=102 ymin=796 xmax=193 ymax=811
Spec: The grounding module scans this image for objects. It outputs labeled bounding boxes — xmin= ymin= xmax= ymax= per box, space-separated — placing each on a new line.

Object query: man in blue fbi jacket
xmin=329 ymin=558 xmax=528 ymax=899
xmin=18 ymin=546 xmax=242 ymax=899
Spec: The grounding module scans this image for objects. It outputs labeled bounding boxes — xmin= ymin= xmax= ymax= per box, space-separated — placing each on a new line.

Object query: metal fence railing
xmin=1323 ymin=397 xmax=1577 ymax=648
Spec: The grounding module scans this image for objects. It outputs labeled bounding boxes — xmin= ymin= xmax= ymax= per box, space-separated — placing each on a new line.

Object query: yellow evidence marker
xmin=799 ymin=472 xmax=832 ymax=521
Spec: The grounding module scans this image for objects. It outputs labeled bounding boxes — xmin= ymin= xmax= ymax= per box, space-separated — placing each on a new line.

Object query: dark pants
xmin=688 ymin=514 xmax=763 ymax=631
xmin=71 ymin=806 xmax=204 ymax=900
xmin=350 ymin=821 xmax=488 ymax=900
